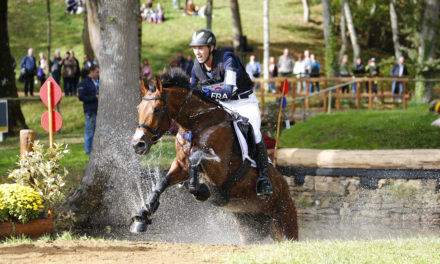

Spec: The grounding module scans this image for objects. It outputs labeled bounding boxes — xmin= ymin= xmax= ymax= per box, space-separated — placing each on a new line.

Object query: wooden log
xmin=277 ymin=148 xmax=440 ymax=170
xmin=20 ymin=129 xmax=34 ymax=156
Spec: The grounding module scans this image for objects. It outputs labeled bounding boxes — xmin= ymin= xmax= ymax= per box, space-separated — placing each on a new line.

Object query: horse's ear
xmin=139 ymin=78 xmax=148 ymax=96
xmin=155 ymin=75 xmax=163 ymax=93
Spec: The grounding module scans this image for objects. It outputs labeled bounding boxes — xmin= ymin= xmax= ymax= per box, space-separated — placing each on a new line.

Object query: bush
xmin=0 ymin=184 xmax=44 ymax=223
xmin=8 ymin=141 xmax=69 ymax=212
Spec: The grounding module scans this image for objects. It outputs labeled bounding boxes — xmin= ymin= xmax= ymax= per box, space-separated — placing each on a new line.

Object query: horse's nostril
xmin=136 ymin=142 xmax=146 ymax=149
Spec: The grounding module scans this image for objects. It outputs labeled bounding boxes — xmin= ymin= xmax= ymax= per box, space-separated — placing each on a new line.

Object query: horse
xmin=131 ymin=68 xmax=298 ymax=243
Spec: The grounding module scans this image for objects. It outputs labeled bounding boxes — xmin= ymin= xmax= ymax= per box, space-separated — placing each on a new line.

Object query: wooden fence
xmin=252 ymin=77 xmax=411 ymax=120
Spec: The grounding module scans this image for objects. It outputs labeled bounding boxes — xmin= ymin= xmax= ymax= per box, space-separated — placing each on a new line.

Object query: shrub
xmin=8 ymin=141 xmax=69 ymax=212
xmin=0 ymin=184 xmax=44 ymax=223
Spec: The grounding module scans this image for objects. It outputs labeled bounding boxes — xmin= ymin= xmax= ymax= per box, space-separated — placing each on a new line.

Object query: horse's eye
xmin=153 ymin=107 xmax=161 ymax=116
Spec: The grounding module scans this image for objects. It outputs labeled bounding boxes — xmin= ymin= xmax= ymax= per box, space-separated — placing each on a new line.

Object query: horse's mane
xmin=160 ymin=67 xmax=223 ymax=107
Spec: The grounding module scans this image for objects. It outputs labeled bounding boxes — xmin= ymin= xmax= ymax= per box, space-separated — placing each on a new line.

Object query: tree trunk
xmin=302 ymin=0 xmax=309 ymax=23
xmin=0 ymin=0 xmax=27 ymax=136
xmin=46 ymin=0 xmax=51 ymax=68
xmin=206 ymin=0 xmax=213 ymax=29
xmin=82 ymin=4 xmax=95 ymax=60
xmin=64 ymin=0 xmax=142 ymax=226
xmin=390 ymin=0 xmax=402 ymax=59
xmin=86 ymin=0 xmax=100 ymax=60
xmin=338 ymin=0 xmax=347 ymax=64
xmin=322 ymin=0 xmax=337 ymax=77
xmin=230 ymin=0 xmax=243 ymax=49
xmin=263 ymin=0 xmax=269 ymax=89
xmin=343 ymin=0 xmax=360 ymax=63
xmin=414 ymin=0 xmax=440 ymax=103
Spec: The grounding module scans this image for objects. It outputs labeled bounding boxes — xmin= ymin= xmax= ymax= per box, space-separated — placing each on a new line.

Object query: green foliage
xmin=261 ymin=102 xmax=289 ymax=137
xmin=8 ymin=141 xmax=69 ymax=211
xmin=279 ymin=104 xmax=440 ymax=149
xmin=0 ymin=184 xmax=44 ymax=223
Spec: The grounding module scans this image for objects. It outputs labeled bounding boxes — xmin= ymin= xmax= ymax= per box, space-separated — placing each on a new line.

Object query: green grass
xmin=279 ymin=104 xmax=440 ymax=149
xmin=225 ymin=237 xmax=440 ymax=264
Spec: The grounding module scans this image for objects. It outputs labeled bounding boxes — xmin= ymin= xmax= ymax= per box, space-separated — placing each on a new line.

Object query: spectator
xmin=61 ymin=51 xmax=78 ymax=96
xmin=173 ymin=0 xmax=181 ymax=9
xmin=65 ymin=0 xmax=78 ymax=15
xmin=309 ymin=54 xmax=321 ymax=92
xmin=246 ymin=55 xmax=262 ymax=90
xmin=155 ymin=3 xmax=165 ymax=23
xmin=351 ymin=57 xmax=365 ymax=93
xmin=293 ymin=54 xmax=306 ymax=93
xmin=70 ymin=50 xmax=81 ymax=96
xmin=339 ymin=54 xmax=350 ymax=93
xmin=50 ymin=50 xmax=62 ymax=85
xmin=176 ymin=51 xmax=186 ymax=69
xmin=141 ymin=58 xmax=153 ymax=80
xmin=146 ymin=0 xmax=154 ymax=9
xmin=37 ymin=52 xmax=49 ymax=86
xmin=303 ymin=49 xmax=312 ymax=92
xmin=20 ymin=48 xmax=37 ymax=97
xmin=81 ymin=54 xmax=92 ymax=80
xmin=390 ymin=56 xmax=408 ymax=102
xmin=268 ymin=56 xmax=278 ymax=93
xmin=277 ymin=48 xmax=294 ymax=77
xmin=184 ymin=55 xmax=194 ymax=76
xmin=140 ymin=4 xmax=148 ymax=21
xmin=148 ymin=8 xmax=158 ymax=24
xmin=184 ymin=0 xmax=198 ymax=15
xmin=78 ymin=65 xmax=100 ymax=155
xmin=366 ymin=58 xmax=380 ymax=96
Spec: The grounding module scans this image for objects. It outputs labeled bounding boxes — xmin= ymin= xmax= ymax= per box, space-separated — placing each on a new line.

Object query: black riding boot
xmin=255 ymin=141 xmax=273 ymax=197
xmin=188 ymin=164 xmax=200 ymax=194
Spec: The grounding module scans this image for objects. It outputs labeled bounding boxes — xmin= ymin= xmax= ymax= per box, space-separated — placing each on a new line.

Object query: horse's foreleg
xmin=188 ymin=149 xmax=211 ymax=201
xmin=131 ymin=158 xmax=188 ymax=233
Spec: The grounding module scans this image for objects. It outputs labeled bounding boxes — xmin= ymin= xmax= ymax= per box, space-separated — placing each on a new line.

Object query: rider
xmin=188 ymin=29 xmax=273 ymax=197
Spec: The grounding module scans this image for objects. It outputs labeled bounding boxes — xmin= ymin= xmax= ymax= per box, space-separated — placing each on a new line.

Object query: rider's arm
xmin=190 ymin=68 xmax=199 ymax=89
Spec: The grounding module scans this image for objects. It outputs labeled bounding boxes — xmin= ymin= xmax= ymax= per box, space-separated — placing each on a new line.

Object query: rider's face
xmin=192 ymin=46 xmax=211 ymax=64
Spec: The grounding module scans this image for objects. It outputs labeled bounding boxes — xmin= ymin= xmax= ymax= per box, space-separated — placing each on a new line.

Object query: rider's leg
xmin=221 ymin=94 xmax=273 ymax=197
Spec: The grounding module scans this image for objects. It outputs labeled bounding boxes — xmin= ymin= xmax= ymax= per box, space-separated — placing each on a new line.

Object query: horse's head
xmin=132 ymin=76 xmax=171 ymax=155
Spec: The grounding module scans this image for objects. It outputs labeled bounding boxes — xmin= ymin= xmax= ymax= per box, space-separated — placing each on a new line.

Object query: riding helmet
xmin=189 ymin=29 xmax=216 ymax=47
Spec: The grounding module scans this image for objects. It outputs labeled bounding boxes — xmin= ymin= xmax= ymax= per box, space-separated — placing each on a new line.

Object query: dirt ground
xmin=0 ymin=241 xmax=249 ymax=264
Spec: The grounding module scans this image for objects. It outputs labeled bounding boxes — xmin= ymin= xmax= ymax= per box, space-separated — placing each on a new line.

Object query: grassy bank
xmin=279 ymin=104 xmax=440 ymax=149
xmin=225 ymin=236 xmax=440 ymax=264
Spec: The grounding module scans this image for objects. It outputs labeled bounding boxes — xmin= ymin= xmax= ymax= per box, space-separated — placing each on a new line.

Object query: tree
xmin=322 ymin=0 xmax=337 ymax=77
xmin=64 ymin=0 xmax=142 ymax=226
xmin=414 ymin=0 xmax=440 ymax=103
xmin=0 ymin=0 xmax=27 ymax=136
xmin=338 ymin=0 xmax=348 ymax=64
xmin=263 ymin=0 xmax=269 ymax=87
xmin=46 ymin=0 xmax=52 ymax=65
xmin=389 ymin=0 xmax=402 ymax=59
xmin=230 ymin=0 xmax=243 ymax=49
xmin=206 ymin=0 xmax=213 ymax=29
xmin=86 ymin=0 xmax=100 ymax=59
xmin=82 ymin=4 xmax=95 ymax=60
xmin=302 ymin=0 xmax=309 ymax=23
xmin=343 ymin=0 xmax=360 ymax=63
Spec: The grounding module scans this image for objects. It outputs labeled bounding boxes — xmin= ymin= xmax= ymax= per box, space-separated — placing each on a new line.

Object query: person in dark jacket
xmin=351 ymin=57 xmax=365 ymax=93
xmin=51 ymin=50 xmax=63 ymax=85
xmin=78 ymin=65 xmax=99 ymax=155
xmin=390 ymin=56 xmax=408 ymax=102
xmin=189 ymin=29 xmax=273 ymax=197
xmin=20 ymin=48 xmax=37 ymax=96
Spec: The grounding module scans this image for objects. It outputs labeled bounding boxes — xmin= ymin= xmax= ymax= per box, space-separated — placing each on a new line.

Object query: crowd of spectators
xmin=141 ymin=2 xmax=165 ymax=24
xmin=18 ymin=47 xmax=98 ymax=97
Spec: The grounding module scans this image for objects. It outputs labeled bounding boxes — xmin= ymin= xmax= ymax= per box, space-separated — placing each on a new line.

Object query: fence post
xmin=20 ymin=129 xmax=34 ymax=156
xmin=305 ymin=80 xmax=310 ymax=110
xmin=336 ymin=82 xmax=341 ymax=111
xmin=326 ymin=81 xmax=332 ymax=114
xmin=368 ymin=80 xmax=373 ymax=109
xmin=402 ymin=80 xmax=407 ymax=110
xmin=356 ymin=79 xmax=361 ymax=109
xmin=290 ymin=81 xmax=296 ymax=122
xmin=323 ymin=79 xmax=327 ymax=111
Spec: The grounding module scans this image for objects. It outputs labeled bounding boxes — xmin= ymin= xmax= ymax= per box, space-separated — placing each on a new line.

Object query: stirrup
xmin=256 ymin=177 xmax=273 ymax=197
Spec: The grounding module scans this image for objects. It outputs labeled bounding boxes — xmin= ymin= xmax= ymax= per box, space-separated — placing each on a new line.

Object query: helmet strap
xmin=202 ymin=45 xmax=213 ymax=65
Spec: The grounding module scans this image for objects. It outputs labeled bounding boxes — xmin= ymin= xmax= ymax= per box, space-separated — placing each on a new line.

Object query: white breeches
xmin=220 ymin=93 xmax=262 ymax=143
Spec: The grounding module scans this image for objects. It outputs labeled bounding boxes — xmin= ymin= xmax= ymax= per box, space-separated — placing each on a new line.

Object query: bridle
xmin=137 ymin=86 xmax=193 ymax=144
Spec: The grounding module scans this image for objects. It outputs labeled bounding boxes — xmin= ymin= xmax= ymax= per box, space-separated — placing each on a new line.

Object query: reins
xmin=138 ymin=86 xmax=193 ymax=144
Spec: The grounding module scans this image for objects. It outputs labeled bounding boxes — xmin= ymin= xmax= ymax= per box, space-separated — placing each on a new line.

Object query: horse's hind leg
xmin=269 ymin=198 xmax=298 ymax=241
xmin=232 ymin=213 xmax=271 ymax=244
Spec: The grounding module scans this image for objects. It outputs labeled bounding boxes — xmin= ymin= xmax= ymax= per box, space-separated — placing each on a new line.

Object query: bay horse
xmin=131 ymin=68 xmax=298 ymax=243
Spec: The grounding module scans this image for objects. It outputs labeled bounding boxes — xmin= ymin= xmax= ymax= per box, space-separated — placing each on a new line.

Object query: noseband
xmin=138 ymin=88 xmax=193 ymax=144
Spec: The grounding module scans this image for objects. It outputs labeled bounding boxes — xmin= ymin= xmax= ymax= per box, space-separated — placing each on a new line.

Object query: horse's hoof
xmin=130 ymin=219 xmax=148 ymax=233
xmin=192 ymin=184 xmax=210 ymax=201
